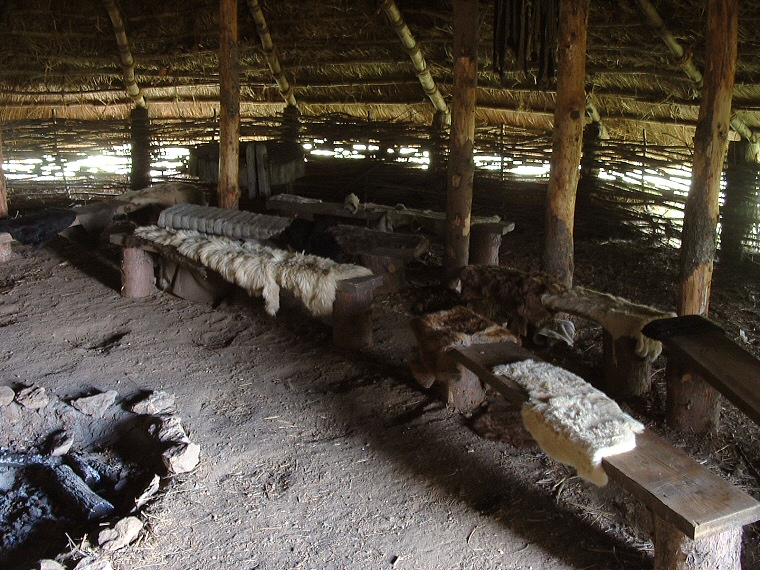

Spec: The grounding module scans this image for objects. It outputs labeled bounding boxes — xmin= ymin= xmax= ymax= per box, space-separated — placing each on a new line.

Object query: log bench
xmin=109 ymin=232 xmax=384 ymax=349
xmin=449 ymin=340 xmax=760 ymax=570
xmin=643 ymin=315 xmax=760 ymax=427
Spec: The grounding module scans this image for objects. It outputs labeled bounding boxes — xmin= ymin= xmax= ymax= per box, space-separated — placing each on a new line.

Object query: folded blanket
xmin=493 ymin=360 xmax=644 ymax=485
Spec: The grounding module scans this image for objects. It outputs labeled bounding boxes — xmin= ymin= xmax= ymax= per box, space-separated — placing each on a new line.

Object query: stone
xmin=73 ymin=557 xmax=113 ymax=570
xmin=130 ymin=390 xmax=176 ymax=415
xmin=162 ymin=441 xmax=201 ymax=474
xmin=150 ymin=414 xmax=189 ymax=443
xmin=39 ymin=560 xmax=66 ymax=570
xmin=98 ymin=516 xmax=144 ymax=551
xmin=71 ymin=390 xmax=118 ymax=418
xmin=15 ymin=385 xmax=49 ymax=410
xmin=0 ymin=385 xmax=14 ymax=406
xmin=0 ymin=401 xmax=22 ymax=423
xmin=49 ymin=430 xmax=74 ymax=456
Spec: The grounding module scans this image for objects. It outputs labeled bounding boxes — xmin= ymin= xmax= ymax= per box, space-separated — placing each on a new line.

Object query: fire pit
xmin=0 ymin=385 xmax=199 ymax=570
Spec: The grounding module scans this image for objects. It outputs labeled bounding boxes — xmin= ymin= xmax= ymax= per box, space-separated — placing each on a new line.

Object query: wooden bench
xmin=450 ymin=340 xmax=760 ymax=570
xmin=643 ymin=315 xmax=760 ymax=427
xmin=109 ymin=232 xmax=384 ymax=350
xmin=267 ymin=193 xmax=514 ymax=267
xmin=327 ymin=224 xmax=428 ymax=294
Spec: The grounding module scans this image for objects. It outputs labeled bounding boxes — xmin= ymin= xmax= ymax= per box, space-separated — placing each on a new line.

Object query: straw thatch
xmin=0 ymin=0 xmax=759 ymax=145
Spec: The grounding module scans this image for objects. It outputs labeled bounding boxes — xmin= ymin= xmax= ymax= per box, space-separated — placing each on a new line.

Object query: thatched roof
xmin=0 ymin=0 xmax=759 ymax=146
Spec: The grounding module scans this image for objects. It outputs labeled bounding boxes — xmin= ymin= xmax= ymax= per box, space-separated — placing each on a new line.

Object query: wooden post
xmin=0 ymin=127 xmax=10 ymax=263
xmin=218 ymin=0 xmax=240 ymax=210
xmin=121 ymin=247 xmax=155 ymax=298
xmin=654 ymin=517 xmax=741 ymax=570
xmin=668 ymin=0 xmax=737 ymax=433
xmin=130 ymin=107 xmax=151 ymax=190
xmin=444 ymin=0 xmax=478 ymax=275
xmin=541 ymin=0 xmax=589 ymax=288
xmin=721 ymin=140 xmax=759 ymax=261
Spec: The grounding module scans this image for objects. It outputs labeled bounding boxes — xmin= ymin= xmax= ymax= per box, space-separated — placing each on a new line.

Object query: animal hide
xmin=119 ymin=182 xmax=207 ymax=209
xmin=541 ymin=287 xmax=676 ymax=361
xmin=0 ymin=208 xmax=77 ymax=248
xmin=410 ymin=306 xmax=518 ymax=388
xmin=493 ymin=359 xmax=644 ymax=486
xmin=458 ymin=266 xmax=566 ymax=338
xmin=134 ymin=226 xmax=371 ymax=317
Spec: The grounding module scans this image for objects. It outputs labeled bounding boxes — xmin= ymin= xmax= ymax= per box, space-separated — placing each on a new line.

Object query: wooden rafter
xmin=379 ymin=0 xmax=450 ymax=125
xmin=102 ymin=0 xmax=146 ymax=109
xmin=245 ymin=0 xmax=297 ymax=108
xmin=631 ymin=0 xmax=758 ymax=159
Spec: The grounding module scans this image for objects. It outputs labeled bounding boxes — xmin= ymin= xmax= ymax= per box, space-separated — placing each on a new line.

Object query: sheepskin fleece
xmin=541 ymin=286 xmax=676 ymax=361
xmin=493 ymin=360 xmax=644 ymax=486
xmin=134 ymin=226 xmax=372 ymax=317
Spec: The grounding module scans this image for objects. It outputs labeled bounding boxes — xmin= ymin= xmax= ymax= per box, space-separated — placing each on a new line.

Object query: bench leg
xmin=602 ymin=331 xmax=651 ymax=398
xmin=361 ymin=253 xmax=404 ymax=294
xmin=654 ymin=517 xmax=741 ymax=570
xmin=333 ymin=284 xmax=374 ymax=350
xmin=121 ymin=247 xmax=155 ymax=298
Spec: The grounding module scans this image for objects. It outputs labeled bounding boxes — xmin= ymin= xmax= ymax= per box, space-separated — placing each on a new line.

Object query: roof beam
xmin=631 ymin=0 xmax=759 ymax=160
xmin=245 ymin=0 xmax=297 ymax=108
xmin=101 ymin=0 xmax=146 ymax=109
xmin=379 ymin=0 xmax=450 ymax=126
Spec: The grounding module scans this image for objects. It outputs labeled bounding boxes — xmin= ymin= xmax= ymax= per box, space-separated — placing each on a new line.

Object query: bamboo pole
xmin=219 ymin=0 xmax=241 ymax=210
xmin=541 ymin=0 xmax=590 ymax=287
xmin=380 ymin=0 xmax=450 ymax=125
xmin=667 ymin=0 xmax=738 ymax=433
xmin=245 ymin=0 xmax=297 ymax=108
xmin=102 ymin=0 xmax=146 ymax=109
xmin=630 ymin=0 xmax=758 ymax=159
xmin=444 ymin=0 xmax=478 ymax=274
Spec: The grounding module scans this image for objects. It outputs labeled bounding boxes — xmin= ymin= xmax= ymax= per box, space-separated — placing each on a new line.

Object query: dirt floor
xmin=1 ymin=225 xmax=760 ymax=570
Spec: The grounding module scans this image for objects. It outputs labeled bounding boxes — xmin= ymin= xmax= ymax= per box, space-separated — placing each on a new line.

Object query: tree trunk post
xmin=0 ymin=127 xmax=10 ymax=263
xmin=444 ymin=0 xmax=478 ymax=275
xmin=541 ymin=0 xmax=589 ymax=288
xmin=130 ymin=107 xmax=151 ymax=190
xmin=218 ymin=0 xmax=240 ymax=210
xmin=720 ymin=140 xmax=759 ymax=261
xmin=653 ymin=517 xmax=741 ymax=570
xmin=667 ymin=0 xmax=737 ymax=433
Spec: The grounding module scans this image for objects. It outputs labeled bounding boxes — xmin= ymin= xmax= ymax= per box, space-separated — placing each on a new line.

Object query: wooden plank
xmin=450 ymin=340 xmax=760 ymax=540
xmin=645 ymin=316 xmax=760 ymax=427
xmin=603 ymin=430 xmax=760 ymax=539
xmin=336 ymin=274 xmax=384 ymax=295
xmin=450 ymin=342 xmax=532 ymax=407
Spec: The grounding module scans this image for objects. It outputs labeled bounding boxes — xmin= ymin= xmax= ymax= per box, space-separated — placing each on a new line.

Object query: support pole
xmin=130 ymin=107 xmax=151 ymax=190
xmin=219 ymin=0 xmax=241 ymax=210
xmin=721 ymin=140 xmax=759 ymax=261
xmin=121 ymin=247 xmax=155 ymax=298
xmin=541 ymin=0 xmax=590 ymax=288
xmin=667 ymin=0 xmax=738 ymax=433
xmin=0 ymin=127 xmax=10 ymax=263
xmin=444 ymin=0 xmax=478 ymax=274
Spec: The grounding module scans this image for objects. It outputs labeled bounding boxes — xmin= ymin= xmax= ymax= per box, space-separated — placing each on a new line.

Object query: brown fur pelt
xmin=458 ymin=266 xmax=567 ymax=339
xmin=409 ymin=306 xmax=518 ymax=386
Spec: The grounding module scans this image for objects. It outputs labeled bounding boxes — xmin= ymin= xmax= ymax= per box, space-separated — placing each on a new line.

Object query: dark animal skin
xmin=0 ymin=208 xmax=77 ymax=249
xmin=272 ymin=218 xmax=347 ymax=263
